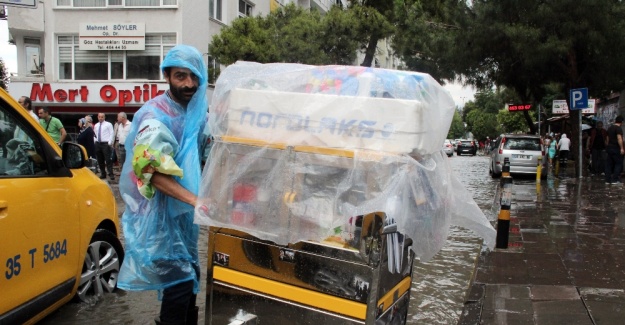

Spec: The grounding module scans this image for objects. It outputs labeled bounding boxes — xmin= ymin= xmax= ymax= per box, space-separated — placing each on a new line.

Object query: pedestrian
xmin=587 ymin=121 xmax=607 ymax=175
xmin=37 ymin=107 xmax=67 ymax=145
xmin=17 ymin=96 xmax=38 ymax=121
xmin=76 ymin=117 xmax=96 ymax=159
xmin=94 ymin=113 xmax=115 ymax=181
xmin=604 ymin=115 xmax=624 ymax=185
xmin=114 ymin=111 xmax=132 ymax=170
xmin=117 ymin=44 xmax=208 ymax=325
xmin=546 ymin=134 xmax=557 ymax=172
xmin=558 ymin=133 xmax=571 ymax=167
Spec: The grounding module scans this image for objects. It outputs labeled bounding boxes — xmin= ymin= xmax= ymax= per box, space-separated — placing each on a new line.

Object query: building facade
xmin=6 ymin=0 xmax=392 ymax=133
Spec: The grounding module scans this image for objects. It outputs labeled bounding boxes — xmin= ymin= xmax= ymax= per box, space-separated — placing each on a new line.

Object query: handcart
xmin=195 ymin=62 xmax=495 ymax=325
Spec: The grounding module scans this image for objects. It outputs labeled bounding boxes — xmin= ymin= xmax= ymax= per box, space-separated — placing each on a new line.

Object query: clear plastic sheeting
xmin=195 ymin=62 xmax=495 ymax=262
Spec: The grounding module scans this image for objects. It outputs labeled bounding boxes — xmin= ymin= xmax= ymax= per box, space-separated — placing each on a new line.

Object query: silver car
xmin=443 ymin=139 xmax=454 ymax=157
xmin=489 ymin=134 xmax=545 ymax=178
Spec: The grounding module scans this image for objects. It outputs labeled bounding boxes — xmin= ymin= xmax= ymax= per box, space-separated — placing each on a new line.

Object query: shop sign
xmin=79 ymin=23 xmax=145 ymax=51
xmin=552 ymin=99 xmax=595 ymax=114
xmin=11 ymin=82 xmax=168 ymax=107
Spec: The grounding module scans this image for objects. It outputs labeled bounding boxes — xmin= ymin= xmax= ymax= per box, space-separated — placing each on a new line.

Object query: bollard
xmin=536 ymin=156 xmax=542 ymax=181
xmin=500 ymin=157 xmax=511 ymax=187
xmin=496 ymin=175 xmax=513 ymax=249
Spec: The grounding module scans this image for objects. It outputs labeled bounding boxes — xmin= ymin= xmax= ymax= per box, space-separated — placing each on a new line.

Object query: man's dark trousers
xmin=95 ymin=142 xmax=114 ymax=178
xmin=604 ymin=146 xmax=623 ymax=183
xmin=591 ymin=148 xmax=605 ymax=175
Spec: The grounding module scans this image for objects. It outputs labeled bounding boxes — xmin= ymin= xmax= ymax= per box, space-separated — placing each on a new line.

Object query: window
xmin=24 ymin=38 xmax=42 ymax=75
xmin=239 ymin=0 xmax=252 ymax=17
xmin=209 ymin=0 xmax=222 ymax=21
xmin=0 ymin=105 xmax=47 ymax=176
xmin=56 ymin=0 xmax=176 ymax=7
xmin=58 ymin=34 xmax=176 ymax=80
xmin=208 ymin=56 xmax=221 ymax=85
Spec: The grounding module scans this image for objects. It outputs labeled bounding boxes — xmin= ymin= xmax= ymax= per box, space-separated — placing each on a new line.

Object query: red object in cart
xmin=232 ymin=183 xmax=257 ymax=226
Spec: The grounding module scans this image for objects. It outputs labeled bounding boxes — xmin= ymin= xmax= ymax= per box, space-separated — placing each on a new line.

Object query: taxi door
xmin=0 ymin=97 xmax=80 ymax=316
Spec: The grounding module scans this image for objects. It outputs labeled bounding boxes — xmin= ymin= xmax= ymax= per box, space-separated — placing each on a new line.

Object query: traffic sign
xmin=569 ymin=88 xmax=588 ymax=110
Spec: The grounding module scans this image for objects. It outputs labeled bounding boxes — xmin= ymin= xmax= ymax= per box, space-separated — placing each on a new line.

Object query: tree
xmin=447 ymin=109 xmax=465 ymax=139
xmin=393 ymin=0 xmax=625 ymax=177
xmin=347 ymin=0 xmax=395 ymax=67
xmin=0 ymin=57 xmax=8 ymax=90
xmin=209 ymin=4 xmax=360 ymax=66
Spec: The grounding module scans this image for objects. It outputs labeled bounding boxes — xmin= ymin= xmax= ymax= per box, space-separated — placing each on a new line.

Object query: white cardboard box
xmin=223 ymin=88 xmax=434 ymax=154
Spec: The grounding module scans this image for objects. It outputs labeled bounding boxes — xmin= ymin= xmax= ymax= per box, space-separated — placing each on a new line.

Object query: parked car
xmin=456 ymin=139 xmax=477 ymax=156
xmin=443 ymin=139 xmax=454 ymax=157
xmin=453 ymin=138 xmax=463 ymax=152
xmin=0 ymin=88 xmax=124 ymax=324
xmin=489 ymin=134 xmax=546 ymax=178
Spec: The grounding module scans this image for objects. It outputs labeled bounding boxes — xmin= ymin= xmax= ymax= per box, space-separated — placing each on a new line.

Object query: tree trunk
xmin=360 ymin=34 xmax=379 ymax=67
xmin=523 ymin=111 xmax=537 ymax=134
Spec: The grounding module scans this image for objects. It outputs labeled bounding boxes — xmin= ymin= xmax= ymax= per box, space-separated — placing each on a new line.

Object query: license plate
xmin=513 ymin=154 xmax=530 ymax=159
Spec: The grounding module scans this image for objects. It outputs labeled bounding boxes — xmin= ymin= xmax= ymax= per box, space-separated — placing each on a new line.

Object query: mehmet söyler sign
xmin=79 ymin=23 xmax=145 ymax=51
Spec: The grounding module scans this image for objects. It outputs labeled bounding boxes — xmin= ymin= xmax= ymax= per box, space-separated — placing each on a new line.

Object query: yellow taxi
xmin=0 ymin=88 xmax=124 ymax=324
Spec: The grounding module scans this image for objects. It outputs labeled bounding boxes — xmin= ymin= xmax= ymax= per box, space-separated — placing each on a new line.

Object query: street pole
xmin=578 ymin=109 xmax=582 ymax=178
xmin=538 ymin=104 xmax=541 ymax=135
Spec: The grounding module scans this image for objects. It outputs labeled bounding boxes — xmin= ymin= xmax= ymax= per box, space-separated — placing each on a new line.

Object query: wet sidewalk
xmin=459 ymin=170 xmax=625 ymax=325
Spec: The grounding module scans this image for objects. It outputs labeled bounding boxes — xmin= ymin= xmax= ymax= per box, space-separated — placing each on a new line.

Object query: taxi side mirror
xmin=62 ymin=142 xmax=87 ymax=169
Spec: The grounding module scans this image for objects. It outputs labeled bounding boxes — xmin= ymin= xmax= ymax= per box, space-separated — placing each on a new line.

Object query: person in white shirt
xmin=114 ymin=112 xmax=132 ymax=168
xmin=18 ymin=96 xmax=38 ymax=121
xmin=558 ymin=133 xmax=572 ymax=167
xmin=94 ymin=113 xmax=115 ymax=180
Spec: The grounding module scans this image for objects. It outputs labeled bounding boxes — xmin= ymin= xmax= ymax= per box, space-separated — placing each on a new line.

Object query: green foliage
xmin=0 ymin=58 xmax=8 ymax=90
xmin=447 ymin=109 xmax=465 ymax=139
xmin=497 ymin=109 xmax=533 ymax=134
xmin=209 ymin=4 xmax=360 ymax=66
xmin=466 ymin=109 xmax=499 ymax=141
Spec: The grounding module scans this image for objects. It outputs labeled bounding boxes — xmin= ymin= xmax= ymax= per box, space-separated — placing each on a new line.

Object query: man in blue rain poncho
xmin=118 ymin=45 xmax=208 ymax=325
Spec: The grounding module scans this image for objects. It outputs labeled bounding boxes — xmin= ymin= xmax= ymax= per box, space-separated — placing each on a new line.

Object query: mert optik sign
xmin=552 ymin=99 xmax=596 ymax=114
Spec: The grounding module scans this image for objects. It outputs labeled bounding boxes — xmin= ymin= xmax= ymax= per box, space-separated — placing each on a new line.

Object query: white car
xmin=443 ymin=139 xmax=453 ymax=157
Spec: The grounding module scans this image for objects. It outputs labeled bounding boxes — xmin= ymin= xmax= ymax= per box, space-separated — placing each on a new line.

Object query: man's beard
xmin=169 ymin=82 xmax=198 ymax=105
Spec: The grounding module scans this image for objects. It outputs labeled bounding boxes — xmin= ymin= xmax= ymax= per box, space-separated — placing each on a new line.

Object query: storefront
xmin=9 ymin=81 xmax=169 ymax=133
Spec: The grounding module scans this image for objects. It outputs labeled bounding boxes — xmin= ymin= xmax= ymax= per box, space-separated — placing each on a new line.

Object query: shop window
xmin=209 ymin=0 xmax=222 ymax=21
xmin=57 ymin=34 xmax=176 ymax=81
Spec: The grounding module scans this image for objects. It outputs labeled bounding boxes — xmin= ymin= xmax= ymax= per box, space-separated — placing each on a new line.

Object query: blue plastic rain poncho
xmin=118 ymin=45 xmax=208 ymax=294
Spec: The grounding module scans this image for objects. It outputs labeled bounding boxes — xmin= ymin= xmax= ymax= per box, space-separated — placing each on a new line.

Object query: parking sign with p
xmin=570 ymin=88 xmax=588 ymax=110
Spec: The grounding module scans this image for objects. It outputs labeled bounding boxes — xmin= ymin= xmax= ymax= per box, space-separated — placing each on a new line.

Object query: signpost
xmin=570 ymin=88 xmax=588 ymax=178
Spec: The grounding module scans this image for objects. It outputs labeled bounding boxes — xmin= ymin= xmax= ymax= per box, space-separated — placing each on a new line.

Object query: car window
xmin=461 ymin=141 xmax=473 ymax=145
xmin=0 ymin=103 xmax=48 ymax=176
xmin=503 ymin=138 xmax=541 ymax=151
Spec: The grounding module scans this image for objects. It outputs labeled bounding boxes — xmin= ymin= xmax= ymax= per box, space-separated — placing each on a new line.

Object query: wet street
xmin=40 ymin=155 xmax=498 ymax=324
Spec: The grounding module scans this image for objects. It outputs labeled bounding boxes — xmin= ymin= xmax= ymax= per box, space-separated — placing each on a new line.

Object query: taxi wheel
xmin=75 ymin=229 xmax=124 ymax=304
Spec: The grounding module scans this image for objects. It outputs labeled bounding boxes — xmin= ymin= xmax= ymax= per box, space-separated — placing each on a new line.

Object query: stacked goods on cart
xmin=195 ymin=62 xmax=495 ymax=265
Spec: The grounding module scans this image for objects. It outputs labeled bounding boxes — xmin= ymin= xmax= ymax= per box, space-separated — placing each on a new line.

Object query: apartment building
xmin=5 ymin=0 xmax=390 ymax=131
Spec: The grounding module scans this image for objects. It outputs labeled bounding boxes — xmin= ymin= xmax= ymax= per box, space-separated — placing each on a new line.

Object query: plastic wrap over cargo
xmin=195 ymin=62 xmax=495 ymax=262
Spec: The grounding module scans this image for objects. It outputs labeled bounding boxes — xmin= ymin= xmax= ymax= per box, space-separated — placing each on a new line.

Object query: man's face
xmin=165 ymin=67 xmax=199 ymax=105
xmin=17 ymin=97 xmax=28 ymax=109
xmin=38 ymin=109 xmax=49 ymax=120
xmin=98 ymin=114 xmax=105 ymax=123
